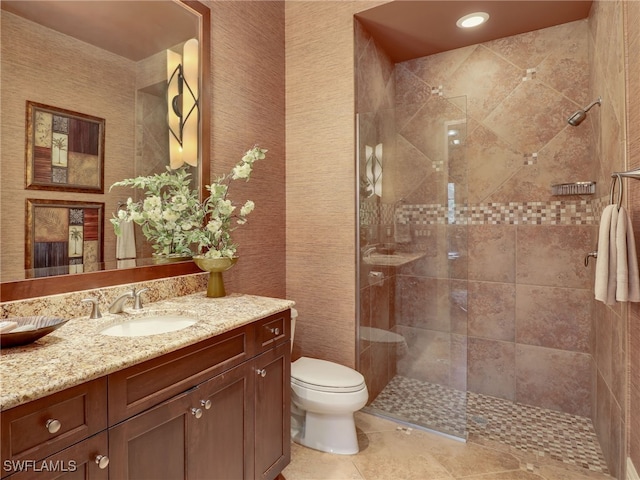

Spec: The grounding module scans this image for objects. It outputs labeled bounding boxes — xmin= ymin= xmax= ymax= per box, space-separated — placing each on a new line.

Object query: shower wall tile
xmin=449 ymin=279 xmax=468 ymax=336
xmin=370 ymin=273 xmax=393 ymax=331
xmin=447 ymin=225 xmax=469 ymax=280
xmin=515 ymin=284 xmax=591 ymax=352
xmin=515 ymin=345 xmax=591 ymax=417
xmin=595 ymin=304 xmax=614 ymax=389
xmin=484 ymin=21 xmax=588 ymax=95
xmin=594 ymin=370 xmax=612 ymax=463
xmin=483 ymin=80 xmax=578 ymax=154
xmin=468 ymin=281 xmax=515 ymax=342
xmin=356 ymin=21 xmax=393 ymax=115
xmin=396 ymin=325 xmax=452 ymax=386
xmin=391 ymin=135 xmax=438 ymax=204
xmin=467 ymin=337 xmax=515 ymax=401
xmin=403 ymin=44 xmax=475 ymax=89
xmin=394 ymin=64 xmax=433 ymax=130
xmin=450 ymin=333 xmax=467 ymax=391
xmin=602 ymin=305 xmax=626 ymax=410
xmin=395 ymin=276 xmax=441 ymax=331
xmin=534 ymin=20 xmax=590 ymax=106
xmin=398 ymin=95 xmax=466 ymax=168
xmin=444 ymin=44 xmax=522 ymax=124
xmin=465 ymin=123 xmax=524 ymax=204
xmin=516 ymin=225 xmax=593 ymax=289
xmin=487 ymin=125 xmax=595 ymax=204
xmin=468 ymin=225 xmax=516 ymax=283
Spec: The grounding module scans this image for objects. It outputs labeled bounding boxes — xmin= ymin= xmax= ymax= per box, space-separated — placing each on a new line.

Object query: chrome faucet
xmin=362 ymin=245 xmax=376 ymax=257
xmin=108 ymin=289 xmax=135 ymax=314
xmin=133 ymin=288 xmax=149 ymax=310
xmin=108 ymin=287 xmax=149 ymax=314
xmin=81 ymin=297 xmax=102 ymax=319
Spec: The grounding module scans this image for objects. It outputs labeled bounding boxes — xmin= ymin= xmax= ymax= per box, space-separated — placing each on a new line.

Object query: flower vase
xmin=193 ymin=256 xmax=238 ymax=298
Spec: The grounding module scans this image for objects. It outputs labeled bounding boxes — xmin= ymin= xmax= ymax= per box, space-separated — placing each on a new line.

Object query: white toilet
xmin=289 ymin=308 xmax=368 ymax=455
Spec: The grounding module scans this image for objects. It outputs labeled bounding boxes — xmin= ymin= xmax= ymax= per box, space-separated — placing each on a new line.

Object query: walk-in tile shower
xmin=354 ymin=7 xmax=611 ymax=475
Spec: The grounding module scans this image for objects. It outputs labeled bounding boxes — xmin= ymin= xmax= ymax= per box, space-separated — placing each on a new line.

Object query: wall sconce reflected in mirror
xmin=167 ymin=38 xmax=199 ymax=169
xmin=365 ymin=143 xmax=383 ymax=197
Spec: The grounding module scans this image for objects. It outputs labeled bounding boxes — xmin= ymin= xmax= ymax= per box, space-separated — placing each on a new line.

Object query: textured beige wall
xmin=626 ymin=0 xmax=640 ymax=474
xmin=206 ymin=0 xmax=286 ymax=299
xmin=285 ymin=1 xmax=385 ymax=368
xmin=0 ymin=11 xmax=136 ymax=280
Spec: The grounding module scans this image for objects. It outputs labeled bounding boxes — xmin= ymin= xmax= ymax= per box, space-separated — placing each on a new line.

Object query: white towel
xmin=595 ymin=205 xmax=615 ymax=304
xmin=116 ymin=219 xmax=136 ymax=260
xmin=615 ymin=206 xmax=640 ymax=302
xmin=594 ymin=204 xmax=640 ymax=304
xmin=117 ymin=259 xmax=137 ymax=269
xmin=607 ymin=206 xmax=618 ymax=304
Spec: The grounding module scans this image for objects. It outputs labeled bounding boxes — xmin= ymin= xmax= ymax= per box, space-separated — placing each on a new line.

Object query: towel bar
xmin=609 ymin=167 xmax=640 ymax=209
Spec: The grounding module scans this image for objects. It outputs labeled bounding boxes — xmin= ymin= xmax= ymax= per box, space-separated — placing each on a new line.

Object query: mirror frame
xmin=0 ymin=0 xmax=210 ymax=302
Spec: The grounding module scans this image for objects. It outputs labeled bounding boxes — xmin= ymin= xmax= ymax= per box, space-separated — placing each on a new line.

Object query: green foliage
xmin=110 ymin=146 xmax=267 ymax=258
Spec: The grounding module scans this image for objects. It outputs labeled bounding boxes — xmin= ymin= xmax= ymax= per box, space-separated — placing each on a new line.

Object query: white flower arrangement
xmin=110 ymin=146 xmax=267 ymax=258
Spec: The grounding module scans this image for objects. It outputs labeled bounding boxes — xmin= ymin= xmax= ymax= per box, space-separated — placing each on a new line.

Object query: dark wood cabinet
xmin=3 ymin=432 xmax=109 ymax=480
xmin=254 ymin=342 xmax=290 ymax=480
xmin=1 ymin=310 xmax=291 ymax=480
xmin=1 ymin=379 xmax=108 ymax=479
xmin=188 ymin=362 xmax=253 ymax=480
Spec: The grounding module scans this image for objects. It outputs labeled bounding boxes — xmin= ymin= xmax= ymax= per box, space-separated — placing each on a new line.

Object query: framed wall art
xmin=25 ymin=199 xmax=104 ymax=277
xmin=25 ymin=101 xmax=105 ymax=193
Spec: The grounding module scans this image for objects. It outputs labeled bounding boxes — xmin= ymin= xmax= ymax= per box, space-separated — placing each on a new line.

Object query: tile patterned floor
xmin=368 ymin=375 xmax=609 ymax=474
xmin=281 ymin=412 xmax=615 ymax=480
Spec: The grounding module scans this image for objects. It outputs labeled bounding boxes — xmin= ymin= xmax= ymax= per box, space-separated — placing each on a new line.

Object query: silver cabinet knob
xmin=270 ymin=327 xmax=280 ymax=335
xmin=46 ymin=419 xmax=61 ymax=434
xmin=190 ymin=407 xmax=203 ymax=419
xmin=95 ymin=455 xmax=109 ymax=469
xmin=256 ymin=368 xmax=267 ymax=378
xmin=200 ymin=399 xmax=212 ymax=410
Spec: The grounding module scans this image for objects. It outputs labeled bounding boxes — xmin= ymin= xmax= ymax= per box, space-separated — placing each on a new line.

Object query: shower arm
xmin=583 ymin=97 xmax=602 ymax=113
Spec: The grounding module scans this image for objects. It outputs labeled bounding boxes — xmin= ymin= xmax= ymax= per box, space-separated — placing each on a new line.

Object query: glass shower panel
xmin=358 ymin=95 xmax=468 ymax=440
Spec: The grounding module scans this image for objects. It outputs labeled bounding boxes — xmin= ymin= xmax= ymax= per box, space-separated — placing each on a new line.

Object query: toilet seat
xmin=291 ymin=357 xmax=366 ymax=393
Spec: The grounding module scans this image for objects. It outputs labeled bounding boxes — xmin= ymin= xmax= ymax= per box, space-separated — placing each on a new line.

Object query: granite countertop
xmin=0 ymin=292 xmax=295 ymax=411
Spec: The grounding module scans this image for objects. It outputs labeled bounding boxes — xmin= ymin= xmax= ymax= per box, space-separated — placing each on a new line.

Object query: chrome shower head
xmin=568 ymin=97 xmax=602 ymax=126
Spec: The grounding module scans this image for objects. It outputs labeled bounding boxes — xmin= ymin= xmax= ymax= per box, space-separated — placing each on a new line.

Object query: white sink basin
xmin=99 ymin=315 xmax=198 ymax=337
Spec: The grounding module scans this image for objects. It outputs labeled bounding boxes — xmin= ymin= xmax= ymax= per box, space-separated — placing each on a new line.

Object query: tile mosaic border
xmin=362 ymin=197 xmax=609 ymax=228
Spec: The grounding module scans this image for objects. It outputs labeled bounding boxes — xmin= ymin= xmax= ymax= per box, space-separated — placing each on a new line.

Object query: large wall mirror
xmin=0 ymin=0 xmax=210 ymax=301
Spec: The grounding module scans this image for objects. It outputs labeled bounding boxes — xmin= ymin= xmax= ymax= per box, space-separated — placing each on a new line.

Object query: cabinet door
xmin=254 ymin=342 xmax=290 ymax=480
xmin=1 ymin=378 xmax=107 ymax=477
xmin=188 ymin=362 xmax=254 ymax=480
xmin=4 ymin=431 xmax=108 ymax=480
xmin=108 ymin=389 xmax=194 ymax=480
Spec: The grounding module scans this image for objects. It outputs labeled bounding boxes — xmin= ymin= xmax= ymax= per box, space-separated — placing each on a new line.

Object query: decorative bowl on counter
xmin=0 ymin=316 xmax=69 ymax=348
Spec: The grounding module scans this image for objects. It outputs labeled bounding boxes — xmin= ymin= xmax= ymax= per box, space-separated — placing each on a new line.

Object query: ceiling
xmin=0 ymin=1 xmax=199 ymax=61
xmin=355 ymin=1 xmax=593 ymax=63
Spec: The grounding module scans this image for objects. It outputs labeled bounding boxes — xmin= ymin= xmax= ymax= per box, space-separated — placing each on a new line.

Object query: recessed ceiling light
xmin=456 ymin=12 xmax=489 ymax=29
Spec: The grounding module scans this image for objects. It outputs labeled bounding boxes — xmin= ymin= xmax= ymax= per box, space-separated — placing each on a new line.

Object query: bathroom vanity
xmin=0 ymin=293 xmax=293 ymax=480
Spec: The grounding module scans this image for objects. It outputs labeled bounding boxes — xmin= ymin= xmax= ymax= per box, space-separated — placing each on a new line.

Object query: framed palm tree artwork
xmin=25 ymin=199 xmax=104 ymax=277
xmin=25 ymin=101 xmax=105 ymax=193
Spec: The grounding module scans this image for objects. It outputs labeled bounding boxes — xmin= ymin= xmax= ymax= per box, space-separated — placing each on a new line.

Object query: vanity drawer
xmin=254 ymin=310 xmax=290 ymax=353
xmin=108 ymin=325 xmax=250 ymax=425
xmin=1 ymin=378 xmax=107 ymax=478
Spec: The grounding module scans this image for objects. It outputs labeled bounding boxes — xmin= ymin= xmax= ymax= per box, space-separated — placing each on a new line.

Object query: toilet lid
xmin=291 ymin=357 xmax=366 ymax=393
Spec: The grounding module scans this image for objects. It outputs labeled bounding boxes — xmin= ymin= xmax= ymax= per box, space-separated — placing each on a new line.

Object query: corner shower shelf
xmin=551 ymin=181 xmax=596 ymax=196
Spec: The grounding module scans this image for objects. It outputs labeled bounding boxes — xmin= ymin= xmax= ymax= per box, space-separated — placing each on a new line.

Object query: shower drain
xmin=471 ymin=415 xmax=488 ymax=425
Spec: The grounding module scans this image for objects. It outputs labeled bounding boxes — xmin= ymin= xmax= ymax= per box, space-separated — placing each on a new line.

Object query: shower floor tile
xmin=368 ymin=375 xmax=609 ymax=474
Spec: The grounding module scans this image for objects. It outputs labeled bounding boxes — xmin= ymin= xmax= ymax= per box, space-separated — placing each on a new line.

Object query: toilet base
xmin=292 ymin=410 xmax=360 ymax=455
